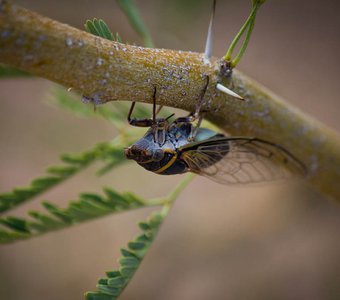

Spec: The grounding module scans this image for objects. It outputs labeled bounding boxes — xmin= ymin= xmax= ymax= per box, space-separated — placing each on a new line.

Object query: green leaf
xmin=85 ymin=208 xmax=167 ymax=300
xmin=118 ymin=257 xmax=139 ymax=268
xmin=0 ymin=188 xmax=146 ymax=244
xmin=85 ymin=292 xmax=115 ymax=300
xmin=0 ymin=65 xmax=31 ymax=77
xmin=138 ymin=221 xmax=151 ymax=231
xmin=106 ymin=276 xmax=126 ymax=288
xmin=99 ymin=20 xmax=114 ymax=41
xmin=106 ymin=271 xmax=121 ymax=278
xmin=96 ymin=284 xmax=120 ymax=296
xmin=127 ymin=241 xmax=145 ymax=250
xmin=0 ymin=216 xmax=30 ymax=233
xmin=120 ymin=248 xmax=139 ymax=259
xmin=119 ymin=267 xmax=136 ymax=278
xmin=0 ymin=145 xmax=101 ymax=214
xmin=114 ymin=32 xmax=122 ymax=43
xmin=84 ymin=18 xmax=114 ymax=41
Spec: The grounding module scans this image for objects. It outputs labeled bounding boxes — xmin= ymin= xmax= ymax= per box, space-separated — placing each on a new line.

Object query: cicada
xmin=124 ymin=78 xmax=306 ymax=185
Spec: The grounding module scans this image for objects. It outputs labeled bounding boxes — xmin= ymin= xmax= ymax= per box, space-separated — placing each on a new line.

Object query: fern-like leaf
xmin=85 ymin=208 xmax=166 ymax=300
xmin=0 ymin=65 xmax=30 ymax=77
xmin=0 ymin=188 xmax=146 ymax=244
xmin=0 ymin=142 xmax=126 ymax=214
xmin=85 ymin=18 xmax=114 ymax=41
xmin=84 ymin=18 xmax=124 ymax=43
xmin=84 ymin=175 xmax=194 ymax=299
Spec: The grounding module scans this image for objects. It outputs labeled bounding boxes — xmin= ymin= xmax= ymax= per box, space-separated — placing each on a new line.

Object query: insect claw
xmin=216 ymin=83 xmax=244 ymax=101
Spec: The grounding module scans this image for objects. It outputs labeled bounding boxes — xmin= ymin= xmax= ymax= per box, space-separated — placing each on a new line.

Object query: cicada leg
xmin=193 ymin=75 xmax=210 ymax=120
xmin=127 ymin=87 xmax=157 ymax=127
xmin=156 ymin=105 xmax=164 ymax=116
xmin=173 ymin=75 xmax=209 ymax=141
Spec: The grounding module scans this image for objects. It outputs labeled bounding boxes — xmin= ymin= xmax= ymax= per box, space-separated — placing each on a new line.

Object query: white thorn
xmin=204 ymin=0 xmax=216 ymax=64
xmin=216 ymin=83 xmax=244 ymax=100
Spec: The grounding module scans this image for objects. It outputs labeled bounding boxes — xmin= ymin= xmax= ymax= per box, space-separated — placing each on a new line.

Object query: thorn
xmin=203 ymin=0 xmax=216 ymax=64
xmin=216 ymin=83 xmax=244 ymax=100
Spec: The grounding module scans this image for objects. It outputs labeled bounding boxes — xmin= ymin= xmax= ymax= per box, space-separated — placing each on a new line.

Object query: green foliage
xmin=85 ymin=208 xmax=167 ymax=300
xmin=84 ymin=1 xmax=154 ymax=48
xmin=0 ymin=141 xmax=126 ymax=214
xmin=85 ymin=18 xmax=114 ymax=41
xmin=0 ymin=65 xmax=31 ymax=77
xmin=0 ymin=1 xmax=197 ymax=299
xmin=253 ymin=0 xmax=266 ymax=5
xmin=1 ymin=68 xmax=167 ymax=214
xmin=84 ymin=18 xmax=122 ymax=43
xmin=0 ymin=188 xmax=146 ymax=244
xmin=0 ymin=83 xmax=159 ymax=214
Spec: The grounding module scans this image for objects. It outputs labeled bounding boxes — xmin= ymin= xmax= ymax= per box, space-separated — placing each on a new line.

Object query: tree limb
xmin=1 ymin=1 xmax=340 ymax=201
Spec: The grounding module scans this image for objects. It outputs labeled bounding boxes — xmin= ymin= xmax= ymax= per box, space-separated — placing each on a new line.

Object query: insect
xmin=124 ymin=77 xmax=306 ymax=185
xmin=124 ymin=0 xmax=305 ymax=184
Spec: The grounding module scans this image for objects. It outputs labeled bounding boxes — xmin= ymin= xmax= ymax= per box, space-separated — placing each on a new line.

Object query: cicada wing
xmin=180 ymin=137 xmax=306 ymax=185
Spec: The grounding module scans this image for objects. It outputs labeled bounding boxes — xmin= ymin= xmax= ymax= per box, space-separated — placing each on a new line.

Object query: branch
xmin=1 ymin=1 xmax=340 ymax=201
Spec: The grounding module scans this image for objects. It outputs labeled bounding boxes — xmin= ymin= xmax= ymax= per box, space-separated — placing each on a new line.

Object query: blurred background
xmin=1 ymin=0 xmax=340 ymax=299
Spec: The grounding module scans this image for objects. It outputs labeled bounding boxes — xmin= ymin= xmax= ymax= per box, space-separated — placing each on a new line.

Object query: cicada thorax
xmin=156 ymin=123 xmax=227 ymax=175
xmin=125 ymin=125 xmax=187 ymax=175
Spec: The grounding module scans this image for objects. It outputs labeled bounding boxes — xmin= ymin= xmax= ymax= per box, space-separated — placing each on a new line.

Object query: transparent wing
xmin=180 ymin=137 xmax=306 ymax=185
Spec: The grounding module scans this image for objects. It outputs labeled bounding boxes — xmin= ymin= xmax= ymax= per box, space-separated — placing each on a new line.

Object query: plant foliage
xmin=0 ymin=145 xmax=105 ymax=213
xmin=0 ymin=85 xmax=156 ymax=214
xmin=85 ymin=208 xmax=167 ymax=300
xmin=0 ymin=65 xmax=30 ymax=77
xmin=84 ymin=18 xmax=122 ymax=42
xmin=0 ymin=188 xmax=146 ymax=244
xmin=0 ymin=2 xmax=197 ymax=299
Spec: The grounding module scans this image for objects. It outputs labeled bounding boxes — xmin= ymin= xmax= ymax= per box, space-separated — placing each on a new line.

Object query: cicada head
xmin=124 ymin=135 xmax=165 ymax=164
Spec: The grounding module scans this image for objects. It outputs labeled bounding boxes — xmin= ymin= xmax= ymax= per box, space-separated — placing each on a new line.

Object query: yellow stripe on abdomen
xmin=154 ymin=153 xmax=177 ymax=174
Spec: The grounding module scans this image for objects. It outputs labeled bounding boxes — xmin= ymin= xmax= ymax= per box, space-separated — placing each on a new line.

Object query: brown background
xmin=1 ymin=0 xmax=340 ymax=299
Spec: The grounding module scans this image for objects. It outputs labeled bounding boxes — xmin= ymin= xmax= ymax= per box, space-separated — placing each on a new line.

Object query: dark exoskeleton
xmin=124 ymin=77 xmax=306 ymax=185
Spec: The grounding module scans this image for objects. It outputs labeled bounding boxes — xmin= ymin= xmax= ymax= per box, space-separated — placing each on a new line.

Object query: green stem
xmin=231 ymin=8 xmax=257 ymax=68
xmin=223 ymin=2 xmax=259 ymax=63
xmin=166 ymin=173 xmax=195 ymax=203
xmin=145 ymin=174 xmax=195 ymax=207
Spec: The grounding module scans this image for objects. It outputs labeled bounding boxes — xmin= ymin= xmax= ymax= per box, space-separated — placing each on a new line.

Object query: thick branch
xmin=1 ymin=1 xmax=340 ymax=201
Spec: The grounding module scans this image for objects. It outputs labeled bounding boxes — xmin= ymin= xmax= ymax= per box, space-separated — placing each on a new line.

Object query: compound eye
xmin=142 ymin=150 xmax=152 ymax=157
xmin=153 ymin=149 xmax=164 ymax=161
